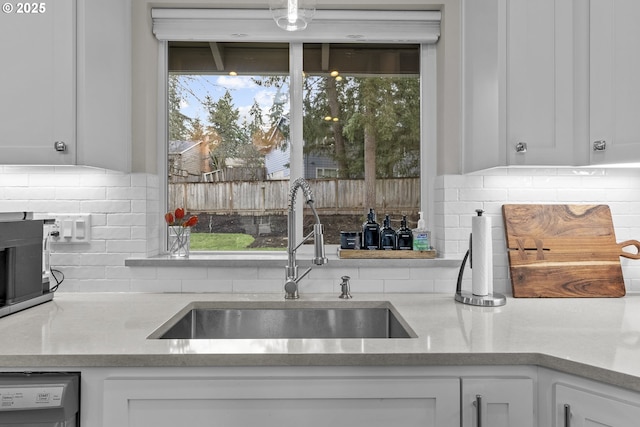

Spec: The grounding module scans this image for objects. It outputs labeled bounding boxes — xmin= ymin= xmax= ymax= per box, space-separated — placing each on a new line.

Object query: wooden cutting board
xmin=502 ymin=204 xmax=640 ymax=298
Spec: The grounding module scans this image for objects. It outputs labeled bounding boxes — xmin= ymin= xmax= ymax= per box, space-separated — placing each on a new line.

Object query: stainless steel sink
xmin=149 ymin=301 xmax=416 ymax=339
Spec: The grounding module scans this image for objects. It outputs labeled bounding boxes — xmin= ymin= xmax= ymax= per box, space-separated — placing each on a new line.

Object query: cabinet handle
xmin=515 ymin=142 xmax=527 ymax=153
xmin=54 ymin=141 xmax=67 ymax=152
xmin=593 ymin=140 xmax=606 ymax=151
xmin=564 ymin=403 xmax=571 ymax=427
xmin=473 ymin=394 xmax=483 ymax=427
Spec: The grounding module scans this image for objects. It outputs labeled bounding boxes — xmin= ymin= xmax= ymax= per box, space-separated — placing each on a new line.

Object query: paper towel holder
xmin=455 ymin=230 xmax=506 ymax=307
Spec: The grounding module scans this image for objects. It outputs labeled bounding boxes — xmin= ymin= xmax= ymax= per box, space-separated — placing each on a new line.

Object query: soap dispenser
xmin=380 ymin=214 xmax=396 ymax=250
xmin=412 ymin=211 xmax=430 ymax=251
xmin=362 ymin=208 xmax=380 ymax=250
xmin=396 ymin=215 xmax=413 ymax=250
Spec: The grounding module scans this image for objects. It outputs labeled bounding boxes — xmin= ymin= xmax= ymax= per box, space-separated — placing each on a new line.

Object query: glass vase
xmin=168 ymin=226 xmax=190 ymax=258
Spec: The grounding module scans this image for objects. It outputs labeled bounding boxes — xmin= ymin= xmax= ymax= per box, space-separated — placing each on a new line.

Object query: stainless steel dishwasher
xmin=0 ymin=372 xmax=80 ymax=426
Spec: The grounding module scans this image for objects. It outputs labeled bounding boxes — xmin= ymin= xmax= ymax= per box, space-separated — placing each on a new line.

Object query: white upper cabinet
xmin=589 ymin=0 xmax=640 ymax=165
xmin=463 ymin=0 xmax=581 ymax=171
xmin=506 ymin=0 xmax=578 ymax=167
xmin=0 ymin=0 xmax=76 ymax=165
xmin=0 ymin=0 xmax=131 ymax=171
xmin=463 ymin=0 xmax=640 ymax=171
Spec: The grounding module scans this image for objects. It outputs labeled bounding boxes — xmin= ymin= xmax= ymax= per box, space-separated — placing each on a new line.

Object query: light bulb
xmin=270 ymin=0 xmax=316 ymax=31
xmin=287 ymin=0 xmax=298 ymax=24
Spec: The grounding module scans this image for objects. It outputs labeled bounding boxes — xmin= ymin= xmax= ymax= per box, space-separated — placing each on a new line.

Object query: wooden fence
xmin=169 ymin=178 xmax=419 ymax=215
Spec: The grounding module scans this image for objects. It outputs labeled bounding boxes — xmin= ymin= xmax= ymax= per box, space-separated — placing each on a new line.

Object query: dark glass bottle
xmin=396 ymin=215 xmax=413 ymax=250
xmin=380 ymin=214 xmax=396 ymax=250
xmin=362 ymin=208 xmax=380 ymax=250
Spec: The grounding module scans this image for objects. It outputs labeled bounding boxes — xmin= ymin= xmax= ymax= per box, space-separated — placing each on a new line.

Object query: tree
xmin=304 ymin=74 xmax=421 ymax=210
xmin=205 ymin=91 xmax=244 ymax=170
xmin=168 ymin=75 xmax=192 ymax=141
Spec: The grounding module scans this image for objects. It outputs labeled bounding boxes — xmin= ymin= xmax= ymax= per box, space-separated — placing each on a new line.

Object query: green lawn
xmin=190 ymin=233 xmax=256 ymax=251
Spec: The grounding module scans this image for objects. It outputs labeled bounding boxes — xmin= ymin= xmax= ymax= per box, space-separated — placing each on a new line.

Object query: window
xmin=154 ymin=9 xmax=440 ymax=253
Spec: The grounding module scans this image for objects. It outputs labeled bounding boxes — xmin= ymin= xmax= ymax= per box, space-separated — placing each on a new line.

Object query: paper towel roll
xmin=471 ymin=212 xmax=493 ymax=296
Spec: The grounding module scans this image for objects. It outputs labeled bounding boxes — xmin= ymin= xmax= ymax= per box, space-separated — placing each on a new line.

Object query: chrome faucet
xmin=284 ymin=177 xmax=328 ymax=299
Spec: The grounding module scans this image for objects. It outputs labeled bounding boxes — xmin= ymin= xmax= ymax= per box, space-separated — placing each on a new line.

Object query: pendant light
xmin=269 ymin=0 xmax=316 ymax=31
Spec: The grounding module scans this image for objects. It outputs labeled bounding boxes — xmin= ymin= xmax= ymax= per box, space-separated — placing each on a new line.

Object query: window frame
xmin=155 ymin=10 xmax=438 ymax=256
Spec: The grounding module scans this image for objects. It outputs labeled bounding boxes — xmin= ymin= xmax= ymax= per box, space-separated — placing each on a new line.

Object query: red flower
xmin=183 ymin=216 xmax=198 ymax=227
xmin=165 ymin=208 xmax=197 ymax=228
xmin=174 ymin=207 xmax=185 ymax=220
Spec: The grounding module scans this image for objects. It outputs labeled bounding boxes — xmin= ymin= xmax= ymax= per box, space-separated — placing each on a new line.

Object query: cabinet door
xmin=506 ymin=0 xmax=576 ymax=166
xmin=590 ymin=0 xmax=640 ymax=165
xmin=104 ymin=376 xmax=460 ymax=427
xmin=461 ymin=378 xmax=534 ymax=427
xmin=555 ymin=383 xmax=640 ymax=426
xmin=0 ymin=0 xmax=76 ymax=164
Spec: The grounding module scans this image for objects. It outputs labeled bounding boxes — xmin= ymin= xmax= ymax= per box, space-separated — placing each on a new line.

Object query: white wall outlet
xmin=39 ymin=214 xmax=92 ymax=244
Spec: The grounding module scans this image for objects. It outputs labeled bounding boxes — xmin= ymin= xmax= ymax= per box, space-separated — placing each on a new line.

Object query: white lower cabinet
xmin=461 ymin=377 xmax=535 ymax=427
xmin=102 ymin=367 xmax=460 ymax=427
xmin=538 ymin=368 xmax=640 ymax=427
xmin=96 ymin=365 xmax=640 ymax=427
xmin=554 ymin=383 xmax=640 ymax=427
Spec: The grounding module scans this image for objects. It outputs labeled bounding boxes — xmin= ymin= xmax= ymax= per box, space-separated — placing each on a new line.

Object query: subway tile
xmin=484 ymin=175 xmax=533 ymax=188
xmin=107 ymin=186 xmax=147 ymax=200
xmin=348 ymin=279 xmax=383 ymax=293
xmin=384 ymin=279 xmax=434 ymax=293
xmin=556 ymin=188 xmax=609 ymax=202
xmin=73 ymin=279 xmax=132 ymax=293
xmin=0 ymin=175 xmax=28 ymax=188
xmin=532 ymin=175 xmax=582 ymax=188
xmin=28 ymin=200 xmax=81 ymax=213
xmin=57 ymin=266 xmax=106 ymax=280
xmin=4 ymin=165 xmax=56 ymax=174
xmin=92 ymin=226 xmax=131 ymax=240
xmin=3 ymin=167 xmax=640 ymax=296
xmin=131 ymin=279 xmax=181 ymax=293
xmin=131 ymin=226 xmax=148 ymax=240
xmin=159 ymin=266 xmax=208 ymax=280
xmin=4 ymin=187 xmax=55 ymax=200
xmin=458 ymin=188 xmax=508 ymax=202
xmin=55 ymin=187 xmax=106 ymax=200
xmin=106 ymin=239 xmax=147 ymax=253
xmin=107 ymin=213 xmax=146 ymax=226
xmin=28 ymin=174 xmax=80 ymax=187
xmin=257 ymin=267 xmax=286 ymax=280
xmin=183 ymin=279 xmax=233 ymax=293
xmin=299 ymin=278 xmax=334 ymax=294
xmin=506 ymin=188 xmax=557 ymax=201
xmin=359 ymin=267 xmax=410 ymax=280
xmin=80 ymin=200 xmax=131 ymax=213
xmin=208 ymin=267 xmax=258 ymax=280
xmin=442 ymin=174 xmax=484 ymax=188
xmin=232 ymin=279 xmax=282 ymax=293
xmin=75 ymin=253 xmax=129 ymax=266
xmin=81 ymin=173 xmax=131 ymax=187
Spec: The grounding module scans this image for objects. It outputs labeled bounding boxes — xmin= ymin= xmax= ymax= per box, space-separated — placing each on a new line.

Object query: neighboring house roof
xmin=169 ymin=140 xmax=202 ymax=155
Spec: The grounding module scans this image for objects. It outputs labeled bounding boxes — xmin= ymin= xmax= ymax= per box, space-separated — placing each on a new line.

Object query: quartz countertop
xmin=1 ymin=292 xmax=639 ymax=391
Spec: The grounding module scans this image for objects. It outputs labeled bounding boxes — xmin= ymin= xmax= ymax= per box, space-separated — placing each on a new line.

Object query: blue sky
xmin=178 ymin=75 xmax=288 ymax=128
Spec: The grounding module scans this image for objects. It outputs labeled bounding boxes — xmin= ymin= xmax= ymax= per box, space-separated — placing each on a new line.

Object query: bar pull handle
xmin=564 ymin=403 xmax=571 ymax=427
xmin=473 ymin=394 xmax=483 ymax=427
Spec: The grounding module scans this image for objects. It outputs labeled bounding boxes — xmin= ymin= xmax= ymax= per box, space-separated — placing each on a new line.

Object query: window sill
xmin=125 ymin=246 xmax=462 ymax=269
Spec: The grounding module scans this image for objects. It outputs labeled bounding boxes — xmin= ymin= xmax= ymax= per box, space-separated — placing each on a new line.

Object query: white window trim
xmin=152 ymin=9 xmax=440 ymax=44
xmin=154 ymin=10 xmax=438 ymax=256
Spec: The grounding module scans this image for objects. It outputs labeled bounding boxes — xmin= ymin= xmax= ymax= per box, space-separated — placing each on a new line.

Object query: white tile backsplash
xmin=3 ymin=165 xmax=640 ymax=295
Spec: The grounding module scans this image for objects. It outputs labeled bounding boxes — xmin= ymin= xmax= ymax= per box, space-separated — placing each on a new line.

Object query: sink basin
xmin=149 ymin=301 xmax=416 ymax=339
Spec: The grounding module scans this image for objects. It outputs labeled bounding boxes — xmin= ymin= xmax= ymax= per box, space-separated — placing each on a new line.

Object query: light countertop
xmin=1 ymin=292 xmax=639 ymax=391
